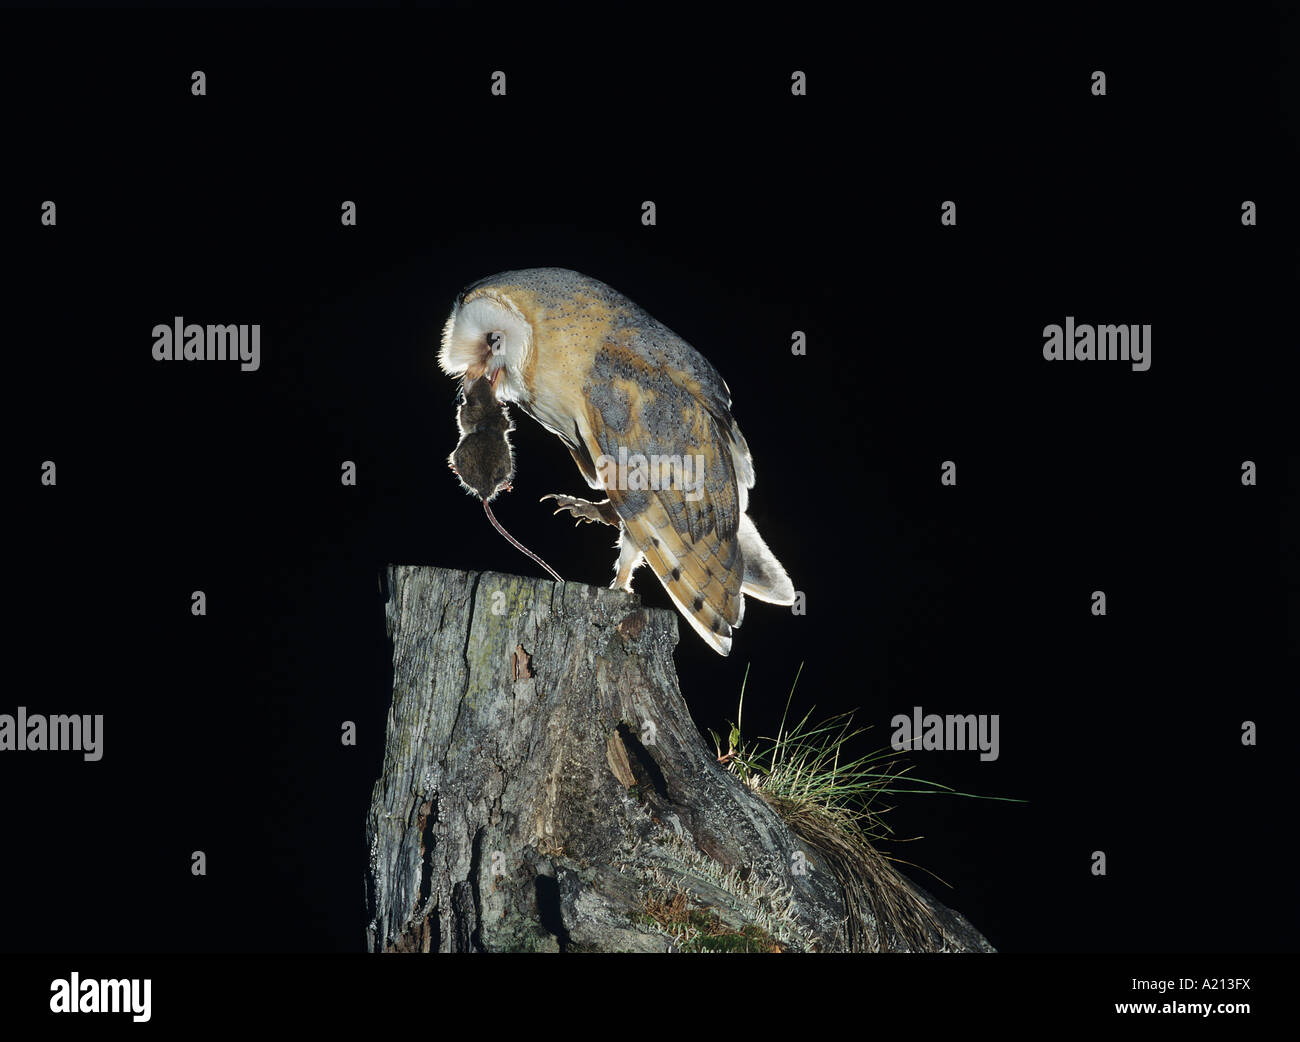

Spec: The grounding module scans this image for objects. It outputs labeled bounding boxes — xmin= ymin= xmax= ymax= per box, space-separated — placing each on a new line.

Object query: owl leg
xmin=540 ymin=494 xmax=620 ymax=528
xmin=611 ymin=528 xmax=644 ymax=592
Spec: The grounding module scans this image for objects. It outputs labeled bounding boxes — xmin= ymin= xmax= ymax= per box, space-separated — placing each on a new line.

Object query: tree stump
xmin=365 ymin=565 xmax=995 ymax=953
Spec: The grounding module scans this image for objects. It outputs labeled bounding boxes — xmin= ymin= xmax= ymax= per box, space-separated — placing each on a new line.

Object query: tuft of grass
xmin=709 ymin=663 xmax=1020 ymax=951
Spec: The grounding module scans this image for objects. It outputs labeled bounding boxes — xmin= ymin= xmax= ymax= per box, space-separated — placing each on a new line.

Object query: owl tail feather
xmin=737 ymin=513 xmax=796 ymax=605
xmin=619 ymin=508 xmax=738 ymax=657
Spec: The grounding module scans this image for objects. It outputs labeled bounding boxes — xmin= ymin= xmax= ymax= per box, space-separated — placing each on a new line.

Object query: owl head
xmin=438 ymin=283 xmax=535 ymax=406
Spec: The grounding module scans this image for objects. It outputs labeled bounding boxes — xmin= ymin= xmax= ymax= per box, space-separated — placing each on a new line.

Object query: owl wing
xmin=578 ymin=358 xmax=746 ymax=655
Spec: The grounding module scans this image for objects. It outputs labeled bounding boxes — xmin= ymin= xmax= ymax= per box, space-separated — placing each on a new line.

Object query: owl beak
xmin=489 ymin=365 xmax=505 ymax=393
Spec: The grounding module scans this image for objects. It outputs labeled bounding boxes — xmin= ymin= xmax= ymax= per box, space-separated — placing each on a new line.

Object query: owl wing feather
xmin=649 ymin=337 xmax=756 ymax=513
xmin=617 ymin=494 xmax=743 ymax=654
xmin=577 ymin=364 xmax=746 ymax=655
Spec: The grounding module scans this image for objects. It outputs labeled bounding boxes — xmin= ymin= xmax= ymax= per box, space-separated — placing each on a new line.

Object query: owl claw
xmin=541 ymin=493 xmax=620 ymax=528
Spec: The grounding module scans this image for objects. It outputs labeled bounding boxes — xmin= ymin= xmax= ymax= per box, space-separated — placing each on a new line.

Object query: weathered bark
xmin=365 ymin=565 xmax=994 ymax=953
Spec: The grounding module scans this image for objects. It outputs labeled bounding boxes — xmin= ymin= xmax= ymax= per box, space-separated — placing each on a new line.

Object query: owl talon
xmin=540 ymin=493 xmax=620 ymax=528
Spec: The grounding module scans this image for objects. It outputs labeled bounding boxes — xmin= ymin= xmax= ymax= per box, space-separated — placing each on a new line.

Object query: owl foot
xmin=541 ymin=494 xmax=620 ymax=528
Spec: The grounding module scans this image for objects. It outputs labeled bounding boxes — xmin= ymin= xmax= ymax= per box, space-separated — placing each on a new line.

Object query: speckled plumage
xmin=439 ymin=267 xmax=794 ymax=655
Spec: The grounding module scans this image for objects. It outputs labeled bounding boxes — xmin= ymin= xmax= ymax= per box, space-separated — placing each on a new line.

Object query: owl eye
xmin=486 ymin=331 xmax=504 ymax=354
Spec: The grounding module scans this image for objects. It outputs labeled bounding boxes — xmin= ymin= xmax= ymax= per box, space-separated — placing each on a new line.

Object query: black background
xmin=4 ymin=2 xmax=1297 ymax=963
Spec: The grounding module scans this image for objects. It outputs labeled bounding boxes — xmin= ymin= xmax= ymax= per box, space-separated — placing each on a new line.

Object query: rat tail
xmin=482 ymin=501 xmax=564 ymax=583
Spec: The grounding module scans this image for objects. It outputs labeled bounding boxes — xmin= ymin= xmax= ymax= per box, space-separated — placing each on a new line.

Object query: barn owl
xmin=438 ymin=268 xmax=795 ymax=655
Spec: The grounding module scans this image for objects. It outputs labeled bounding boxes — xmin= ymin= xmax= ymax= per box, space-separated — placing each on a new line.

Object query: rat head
xmin=455 ymin=374 xmax=513 ymax=438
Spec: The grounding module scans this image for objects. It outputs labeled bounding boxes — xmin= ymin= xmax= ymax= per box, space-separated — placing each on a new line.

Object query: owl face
xmin=438 ymin=291 xmax=533 ymax=405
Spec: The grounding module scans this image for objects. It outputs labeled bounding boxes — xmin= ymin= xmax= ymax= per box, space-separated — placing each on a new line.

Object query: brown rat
xmin=449 ymin=376 xmax=563 ymax=583
xmin=449 ymin=374 xmax=515 ymax=501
